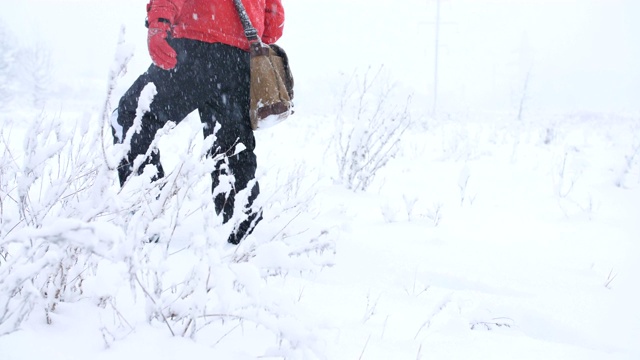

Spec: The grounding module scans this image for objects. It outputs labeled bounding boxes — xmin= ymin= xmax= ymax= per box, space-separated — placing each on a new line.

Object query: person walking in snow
xmin=111 ymin=0 xmax=285 ymax=244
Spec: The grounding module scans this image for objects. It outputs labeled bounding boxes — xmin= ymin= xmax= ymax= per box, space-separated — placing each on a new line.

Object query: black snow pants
xmin=112 ymin=38 xmax=261 ymax=244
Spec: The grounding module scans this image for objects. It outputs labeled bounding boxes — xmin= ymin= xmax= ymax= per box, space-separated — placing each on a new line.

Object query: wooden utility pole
xmin=426 ymin=0 xmax=455 ymax=117
xmin=419 ymin=0 xmax=454 ymax=117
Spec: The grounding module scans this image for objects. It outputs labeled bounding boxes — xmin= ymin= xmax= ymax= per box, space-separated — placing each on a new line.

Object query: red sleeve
xmin=147 ymin=0 xmax=186 ymax=24
xmin=262 ymin=0 xmax=285 ymax=44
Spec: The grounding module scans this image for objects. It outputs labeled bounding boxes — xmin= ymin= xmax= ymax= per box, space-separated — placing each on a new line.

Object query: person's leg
xmin=201 ymin=104 xmax=260 ymax=218
xmin=113 ymin=38 xmax=205 ymax=186
xmin=198 ymin=43 xmax=262 ymax=243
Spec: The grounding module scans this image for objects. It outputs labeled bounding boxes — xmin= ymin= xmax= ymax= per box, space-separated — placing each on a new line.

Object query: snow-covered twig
xmin=335 ymin=66 xmax=412 ymax=191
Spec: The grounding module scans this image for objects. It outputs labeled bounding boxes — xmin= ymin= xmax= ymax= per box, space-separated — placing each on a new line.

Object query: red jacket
xmin=147 ymin=0 xmax=285 ymax=51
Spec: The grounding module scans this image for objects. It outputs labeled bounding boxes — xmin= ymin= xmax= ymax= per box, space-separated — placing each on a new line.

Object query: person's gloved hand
xmin=147 ymin=19 xmax=177 ymax=70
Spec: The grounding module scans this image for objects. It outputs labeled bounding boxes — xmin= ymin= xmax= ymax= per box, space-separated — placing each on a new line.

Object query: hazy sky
xmin=429 ymin=0 xmax=640 ymax=113
xmin=2 ymin=0 xmax=639 ymax=115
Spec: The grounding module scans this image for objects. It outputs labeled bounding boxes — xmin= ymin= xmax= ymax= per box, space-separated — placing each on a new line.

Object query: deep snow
xmin=1 ymin=0 xmax=639 ymax=359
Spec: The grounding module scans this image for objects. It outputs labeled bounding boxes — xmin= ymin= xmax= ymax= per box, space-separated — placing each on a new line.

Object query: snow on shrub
xmin=334 ymin=66 xmax=412 ymax=191
xmin=0 ymin=34 xmax=335 ymax=359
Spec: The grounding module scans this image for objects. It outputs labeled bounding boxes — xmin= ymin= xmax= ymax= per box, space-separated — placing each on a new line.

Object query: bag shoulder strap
xmin=232 ymin=0 xmax=259 ymax=42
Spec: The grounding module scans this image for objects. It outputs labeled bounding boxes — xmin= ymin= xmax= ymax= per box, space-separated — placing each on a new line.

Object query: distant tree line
xmin=0 ymin=22 xmax=52 ymax=110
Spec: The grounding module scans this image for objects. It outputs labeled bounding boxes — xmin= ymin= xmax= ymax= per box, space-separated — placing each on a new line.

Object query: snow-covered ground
xmin=1 ymin=1 xmax=639 ymax=359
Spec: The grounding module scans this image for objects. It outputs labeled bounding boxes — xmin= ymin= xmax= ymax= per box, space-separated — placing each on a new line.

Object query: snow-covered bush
xmin=334 ymin=67 xmax=412 ymax=191
xmin=616 ymin=129 xmax=640 ymax=188
xmin=0 ymin=33 xmax=335 ymax=358
xmin=0 ymin=109 xmax=118 ymax=334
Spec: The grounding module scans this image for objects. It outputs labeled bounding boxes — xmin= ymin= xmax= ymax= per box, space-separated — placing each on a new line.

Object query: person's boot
xmin=228 ymin=207 xmax=263 ymax=245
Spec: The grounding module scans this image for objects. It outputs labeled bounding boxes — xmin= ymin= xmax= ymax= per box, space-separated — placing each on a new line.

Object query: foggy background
xmin=3 ymin=0 xmax=638 ymax=116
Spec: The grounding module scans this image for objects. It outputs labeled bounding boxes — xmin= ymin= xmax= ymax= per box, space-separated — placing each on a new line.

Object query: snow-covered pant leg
xmin=197 ymin=58 xmax=263 ymax=242
xmin=114 ymin=41 xmax=203 ymax=186
xmin=200 ymin=105 xmax=258 ymax=223
xmin=112 ymin=39 xmax=261 ymax=241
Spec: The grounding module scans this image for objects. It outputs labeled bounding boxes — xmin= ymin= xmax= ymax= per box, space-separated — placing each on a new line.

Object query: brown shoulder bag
xmin=232 ymin=0 xmax=294 ymax=130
